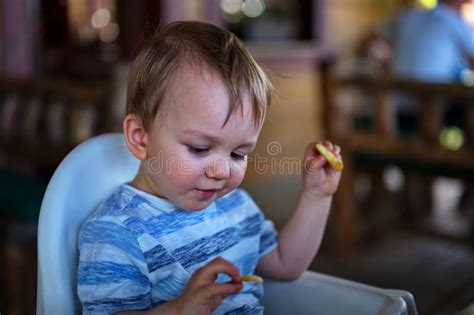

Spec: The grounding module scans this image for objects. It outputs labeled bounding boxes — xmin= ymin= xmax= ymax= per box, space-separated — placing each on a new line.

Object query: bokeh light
xmin=99 ymin=23 xmax=119 ymax=43
xmin=439 ymin=127 xmax=464 ymax=151
xmin=241 ymin=0 xmax=266 ymax=18
xmin=418 ymin=0 xmax=437 ymax=9
xmin=460 ymin=69 xmax=474 ymax=86
xmin=220 ymin=0 xmax=243 ymax=15
xmin=91 ymin=8 xmax=111 ymax=29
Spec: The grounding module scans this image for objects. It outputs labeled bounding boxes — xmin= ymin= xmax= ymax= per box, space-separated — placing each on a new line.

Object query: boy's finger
xmin=309 ymin=140 xmax=341 ymax=154
xmin=304 ymin=157 xmax=326 ymax=174
xmin=305 ymin=141 xmax=337 ymax=159
xmin=303 ymin=142 xmax=328 ymax=172
xmin=303 ymin=141 xmax=321 ymax=161
xmin=323 ymin=140 xmax=334 ymax=151
xmin=193 ymin=257 xmax=241 ymax=285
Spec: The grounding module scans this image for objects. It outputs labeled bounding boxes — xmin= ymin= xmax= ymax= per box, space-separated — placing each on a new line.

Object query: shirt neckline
xmin=122 ymin=183 xmax=179 ymax=213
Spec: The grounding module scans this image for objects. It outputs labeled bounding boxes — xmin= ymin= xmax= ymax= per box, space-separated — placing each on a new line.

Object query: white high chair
xmin=36 ymin=133 xmax=417 ymax=315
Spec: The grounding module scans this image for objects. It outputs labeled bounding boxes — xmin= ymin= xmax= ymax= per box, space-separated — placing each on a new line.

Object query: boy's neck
xmin=129 ymin=163 xmax=168 ymax=200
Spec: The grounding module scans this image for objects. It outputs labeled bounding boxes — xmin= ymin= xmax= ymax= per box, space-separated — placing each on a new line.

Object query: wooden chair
xmin=319 ymin=61 xmax=474 ymax=252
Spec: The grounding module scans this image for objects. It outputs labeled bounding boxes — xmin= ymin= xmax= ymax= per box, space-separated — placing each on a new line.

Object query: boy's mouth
xmin=195 ymin=188 xmax=220 ymax=198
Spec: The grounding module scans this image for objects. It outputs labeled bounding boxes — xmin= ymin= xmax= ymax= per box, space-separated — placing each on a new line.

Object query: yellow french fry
xmin=241 ymin=275 xmax=263 ymax=283
xmin=315 ymin=143 xmax=344 ymax=171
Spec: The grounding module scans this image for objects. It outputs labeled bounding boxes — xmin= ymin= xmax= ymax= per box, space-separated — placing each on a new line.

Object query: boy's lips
xmin=195 ymin=188 xmax=221 ymax=198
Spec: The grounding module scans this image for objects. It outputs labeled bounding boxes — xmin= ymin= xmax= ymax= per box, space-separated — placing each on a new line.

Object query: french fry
xmin=241 ymin=275 xmax=263 ymax=283
xmin=315 ymin=143 xmax=344 ymax=171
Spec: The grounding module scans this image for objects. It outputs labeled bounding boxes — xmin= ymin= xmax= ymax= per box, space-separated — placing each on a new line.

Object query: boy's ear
xmin=123 ymin=114 xmax=148 ymax=160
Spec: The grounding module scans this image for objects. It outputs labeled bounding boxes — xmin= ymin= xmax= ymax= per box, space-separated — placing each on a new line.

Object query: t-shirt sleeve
xmin=259 ymin=218 xmax=278 ymax=258
xmin=78 ymin=219 xmax=152 ymax=314
xmin=239 ymin=189 xmax=278 ymax=258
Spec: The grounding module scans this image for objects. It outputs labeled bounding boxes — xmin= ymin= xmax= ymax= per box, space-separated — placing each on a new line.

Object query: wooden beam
xmin=339 ymin=75 xmax=474 ymax=100
xmin=347 ymin=133 xmax=474 ymax=168
xmin=0 ymin=78 xmax=108 ymax=104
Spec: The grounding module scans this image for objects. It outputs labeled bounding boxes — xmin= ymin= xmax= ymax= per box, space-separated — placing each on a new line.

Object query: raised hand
xmin=302 ymin=140 xmax=342 ymax=197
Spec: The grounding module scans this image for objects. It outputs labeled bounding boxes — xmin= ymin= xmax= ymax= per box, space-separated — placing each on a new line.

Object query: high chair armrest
xmin=262 ymin=270 xmax=417 ymax=315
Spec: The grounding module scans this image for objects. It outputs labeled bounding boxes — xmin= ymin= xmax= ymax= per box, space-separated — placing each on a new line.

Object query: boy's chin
xmin=177 ymin=199 xmax=214 ymax=212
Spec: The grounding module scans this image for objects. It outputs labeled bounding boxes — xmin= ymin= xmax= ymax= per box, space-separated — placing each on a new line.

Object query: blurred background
xmin=0 ymin=0 xmax=473 ymax=314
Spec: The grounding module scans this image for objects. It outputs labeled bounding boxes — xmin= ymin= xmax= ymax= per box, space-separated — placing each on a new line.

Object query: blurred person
xmin=380 ymin=0 xmax=474 ymax=131
xmin=357 ymin=0 xmax=474 ymax=224
xmin=382 ymin=0 xmax=474 ymax=221
xmin=383 ymin=0 xmax=474 ymax=84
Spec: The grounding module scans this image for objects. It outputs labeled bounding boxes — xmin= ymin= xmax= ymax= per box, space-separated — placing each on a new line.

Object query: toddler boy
xmin=78 ymin=21 xmax=342 ymax=315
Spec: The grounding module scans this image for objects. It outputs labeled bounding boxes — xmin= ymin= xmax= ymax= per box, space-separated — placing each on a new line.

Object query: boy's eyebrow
xmin=237 ymin=142 xmax=257 ymax=150
xmin=182 ymin=130 xmax=221 ymax=141
xmin=182 ymin=129 xmax=257 ymax=149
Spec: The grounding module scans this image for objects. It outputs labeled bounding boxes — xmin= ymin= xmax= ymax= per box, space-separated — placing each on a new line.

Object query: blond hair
xmin=126 ymin=21 xmax=276 ymax=130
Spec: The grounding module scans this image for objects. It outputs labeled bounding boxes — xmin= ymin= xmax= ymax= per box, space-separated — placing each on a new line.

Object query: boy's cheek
xmin=232 ymin=161 xmax=248 ymax=174
xmin=177 ymin=159 xmax=198 ymax=176
xmin=229 ymin=171 xmax=246 ymax=188
xmin=170 ymin=169 xmax=199 ymax=187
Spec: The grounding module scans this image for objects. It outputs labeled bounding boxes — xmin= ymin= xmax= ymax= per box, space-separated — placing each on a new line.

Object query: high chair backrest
xmin=36 ymin=133 xmax=139 ymax=314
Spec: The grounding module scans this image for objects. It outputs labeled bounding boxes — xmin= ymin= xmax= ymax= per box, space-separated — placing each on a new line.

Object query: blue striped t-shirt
xmin=78 ymin=184 xmax=278 ymax=314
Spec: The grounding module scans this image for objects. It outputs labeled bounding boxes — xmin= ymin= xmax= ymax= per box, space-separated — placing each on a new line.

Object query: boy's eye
xmin=231 ymin=152 xmax=247 ymax=160
xmin=189 ymin=146 xmax=209 ymax=154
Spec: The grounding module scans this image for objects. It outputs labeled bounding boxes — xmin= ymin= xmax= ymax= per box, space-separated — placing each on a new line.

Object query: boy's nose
xmin=205 ymin=159 xmax=231 ymax=180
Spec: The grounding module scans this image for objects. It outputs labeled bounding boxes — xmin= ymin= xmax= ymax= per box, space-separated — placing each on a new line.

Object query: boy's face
xmin=137 ymin=65 xmax=262 ymax=211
